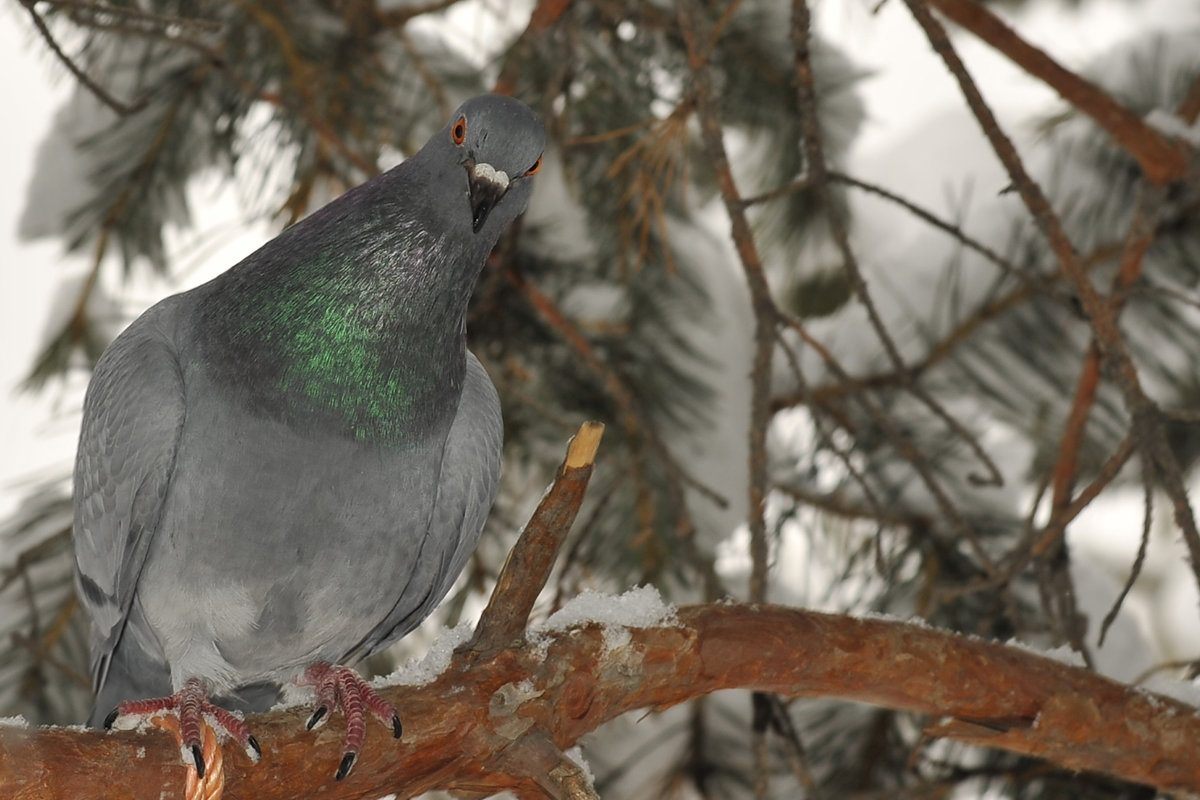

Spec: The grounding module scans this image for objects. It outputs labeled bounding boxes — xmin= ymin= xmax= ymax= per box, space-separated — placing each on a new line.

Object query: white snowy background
xmin=3 ymin=0 xmax=1199 ymax=723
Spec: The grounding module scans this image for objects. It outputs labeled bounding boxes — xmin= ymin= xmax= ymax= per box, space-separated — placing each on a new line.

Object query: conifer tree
xmin=4 ymin=1 xmax=1200 ymax=797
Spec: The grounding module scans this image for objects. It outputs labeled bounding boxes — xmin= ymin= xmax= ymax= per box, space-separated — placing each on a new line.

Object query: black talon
xmin=191 ymin=744 xmax=206 ymax=780
xmin=247 ymin=734 xmax=262 ymax=760
xmin=102 ymin=708 xmax=120 ymax=730
xmin=335 ymin=751 xmax=356 ymax=781
xmin=391 ymin=713 xmax=402 ymax=739
xmin=306 ymin=706 xmax=328 ymax=730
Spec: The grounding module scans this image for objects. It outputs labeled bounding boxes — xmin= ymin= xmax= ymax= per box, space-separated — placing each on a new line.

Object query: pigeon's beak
xmin=465 ymin=160 xmax=511 ymax=234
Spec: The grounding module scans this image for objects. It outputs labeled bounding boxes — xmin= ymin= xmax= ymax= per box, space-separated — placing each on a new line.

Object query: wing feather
xmin=73 ymin=299 xmax=187 ymax=685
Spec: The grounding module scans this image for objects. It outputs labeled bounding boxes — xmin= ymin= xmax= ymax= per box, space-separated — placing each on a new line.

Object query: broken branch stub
xmin=470 ymin=421 xmax=605 ymax=653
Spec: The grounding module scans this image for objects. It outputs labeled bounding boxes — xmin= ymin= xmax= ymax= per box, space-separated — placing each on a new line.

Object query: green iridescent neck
xmin=204 ymin=246 xmax=472 ymax=447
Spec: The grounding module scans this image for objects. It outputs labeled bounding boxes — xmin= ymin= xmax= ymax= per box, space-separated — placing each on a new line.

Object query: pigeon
xmin=72 ymin=93 xmax=545 ymax=780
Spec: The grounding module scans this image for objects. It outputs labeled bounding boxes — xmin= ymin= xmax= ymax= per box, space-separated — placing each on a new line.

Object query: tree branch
xmin=5 ymin=603 xmax=1199 ymax=798
xmin=924 ymin=0 xmax=1191 ymax=185
xmin=677 ymin=0 xmax=775 ymax=604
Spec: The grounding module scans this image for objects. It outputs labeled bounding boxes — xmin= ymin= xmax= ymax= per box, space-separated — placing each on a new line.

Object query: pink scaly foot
xmin=103 ymin=677 xmax=262 ymax=779
xmin=297 ymin=662 xmax=402 ymax=780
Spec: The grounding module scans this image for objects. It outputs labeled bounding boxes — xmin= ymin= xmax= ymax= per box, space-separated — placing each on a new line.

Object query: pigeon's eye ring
xmin=526 ymin=156 xmax=542 ymax=176
xmin=451 ymin=117 xmax=467 ymax=145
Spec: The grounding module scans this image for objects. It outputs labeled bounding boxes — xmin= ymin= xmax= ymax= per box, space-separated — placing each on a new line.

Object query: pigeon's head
xmin=421 ymin=94 xmax=546 ymax=237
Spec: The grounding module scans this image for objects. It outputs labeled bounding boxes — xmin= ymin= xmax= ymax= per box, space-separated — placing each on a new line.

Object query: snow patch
xmin=1146 ymin=108 xmax=1200 ymax=146
xmin=378 ymin=620 xmax=476 ymax=687
xmin=541 ymin=586 xmax=679 ymax=633
xmin=1003 ymin=639 xmax=1087 ymax=668
xmin=861 ymin=610 xmax=930 ymax=628
xmin=0 ymin=715 xmax=28 ymax=728
xmin=1142 ymin=674 xmax=1200 ymax=709
xmin=565 ymin=745 xmax=595 ymax=785
xmin=526 ymin=586 xmax=679 ymax=659
xmin=106 ymin=712 xmax=161 ymax=734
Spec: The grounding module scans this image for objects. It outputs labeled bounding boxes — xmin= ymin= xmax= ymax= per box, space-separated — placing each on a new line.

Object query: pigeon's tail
xmin=89 ymin=645 xmax=280 ymax=726
xmin=88 ymin=620 xmax=172 ymax=727
xmin=220 ymin=682 xmax=282 ymax=715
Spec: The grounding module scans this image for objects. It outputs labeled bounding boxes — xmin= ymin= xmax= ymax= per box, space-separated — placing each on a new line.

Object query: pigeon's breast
xmin=137 ymin=369 xmax=459 ymax=690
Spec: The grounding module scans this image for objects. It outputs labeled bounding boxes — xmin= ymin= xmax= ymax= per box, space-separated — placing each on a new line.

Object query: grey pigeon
xmin=72 ymin=94 xmax=545 ymax=779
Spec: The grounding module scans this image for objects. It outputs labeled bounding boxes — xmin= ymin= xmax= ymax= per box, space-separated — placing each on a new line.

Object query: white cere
xmin=472 ymin=162 xmax=510 ymax=189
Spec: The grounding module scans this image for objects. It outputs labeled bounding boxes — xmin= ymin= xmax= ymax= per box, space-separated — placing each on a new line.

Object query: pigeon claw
xmin=336 ymin=751 xmax=357 ymax=781
xmin=103 ymin=677 xmax=260 ymax=776
xmin=296 ymin=662 xmax=402 ymax=780
xmin=306 ymin=705 xmax=329 ymax=730
xmin=191 ymin=744 xmax=207 ymax=780
xmin=102 ymin=707 xmax=120 ymax=730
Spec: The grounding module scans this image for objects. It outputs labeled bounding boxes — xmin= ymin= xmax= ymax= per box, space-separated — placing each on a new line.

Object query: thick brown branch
xmin=5 ymin=604 xmax=1199 ymax=798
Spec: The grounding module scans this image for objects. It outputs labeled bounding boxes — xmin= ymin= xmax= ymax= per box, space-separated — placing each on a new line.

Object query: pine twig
xmin=677 ymin=0 xmax=774 ymax=606
xmin=18 ymin=0 xmax=147 ymax=114
xmin=782 ymin=237 xmax=1132 ymax=413
xmin=1048 ymin=341 xmax=1102 ymax=524
xmin=1097 ymin=466 xmax=1154 ymax=647
xmin=945 ymin=432 xmax=1137 ymax=602
xmin=677 ymin=11 xmax=778 ymax=795
xmin=826 ymin=170 xmax=1028 ymax=282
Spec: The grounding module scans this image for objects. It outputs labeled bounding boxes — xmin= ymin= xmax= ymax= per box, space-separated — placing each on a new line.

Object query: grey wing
xmin=361 ymin=351 xmax=502 ymax=656
xmin=73 ymin=299 xmax=187 ymax=692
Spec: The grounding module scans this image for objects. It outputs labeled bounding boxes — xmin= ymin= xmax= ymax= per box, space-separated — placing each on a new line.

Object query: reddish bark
xmin=3 ymin=604 xmax=1199 ymax=799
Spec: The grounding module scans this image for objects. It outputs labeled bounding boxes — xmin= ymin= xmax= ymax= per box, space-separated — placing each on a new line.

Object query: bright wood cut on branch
xmin=3 ymin=422 xmax=1199 ymax=799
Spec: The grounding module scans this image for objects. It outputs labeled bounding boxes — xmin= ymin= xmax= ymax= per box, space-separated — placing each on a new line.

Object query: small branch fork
xmin=7 ymin=424 xmax=1200 ymax=798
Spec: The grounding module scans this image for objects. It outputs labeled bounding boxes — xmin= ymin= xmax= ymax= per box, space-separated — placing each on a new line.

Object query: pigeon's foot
xmin=103 ymin=677 xmax=262 ymax=779
xmin=297 ymin=662 xmax=402 ymax=780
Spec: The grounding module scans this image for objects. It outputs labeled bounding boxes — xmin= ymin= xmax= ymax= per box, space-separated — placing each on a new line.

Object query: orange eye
xmin=451 ymin=117 xmax=466 ymax=145
xmin=526 ymin=156 xmax=542 ymax=176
